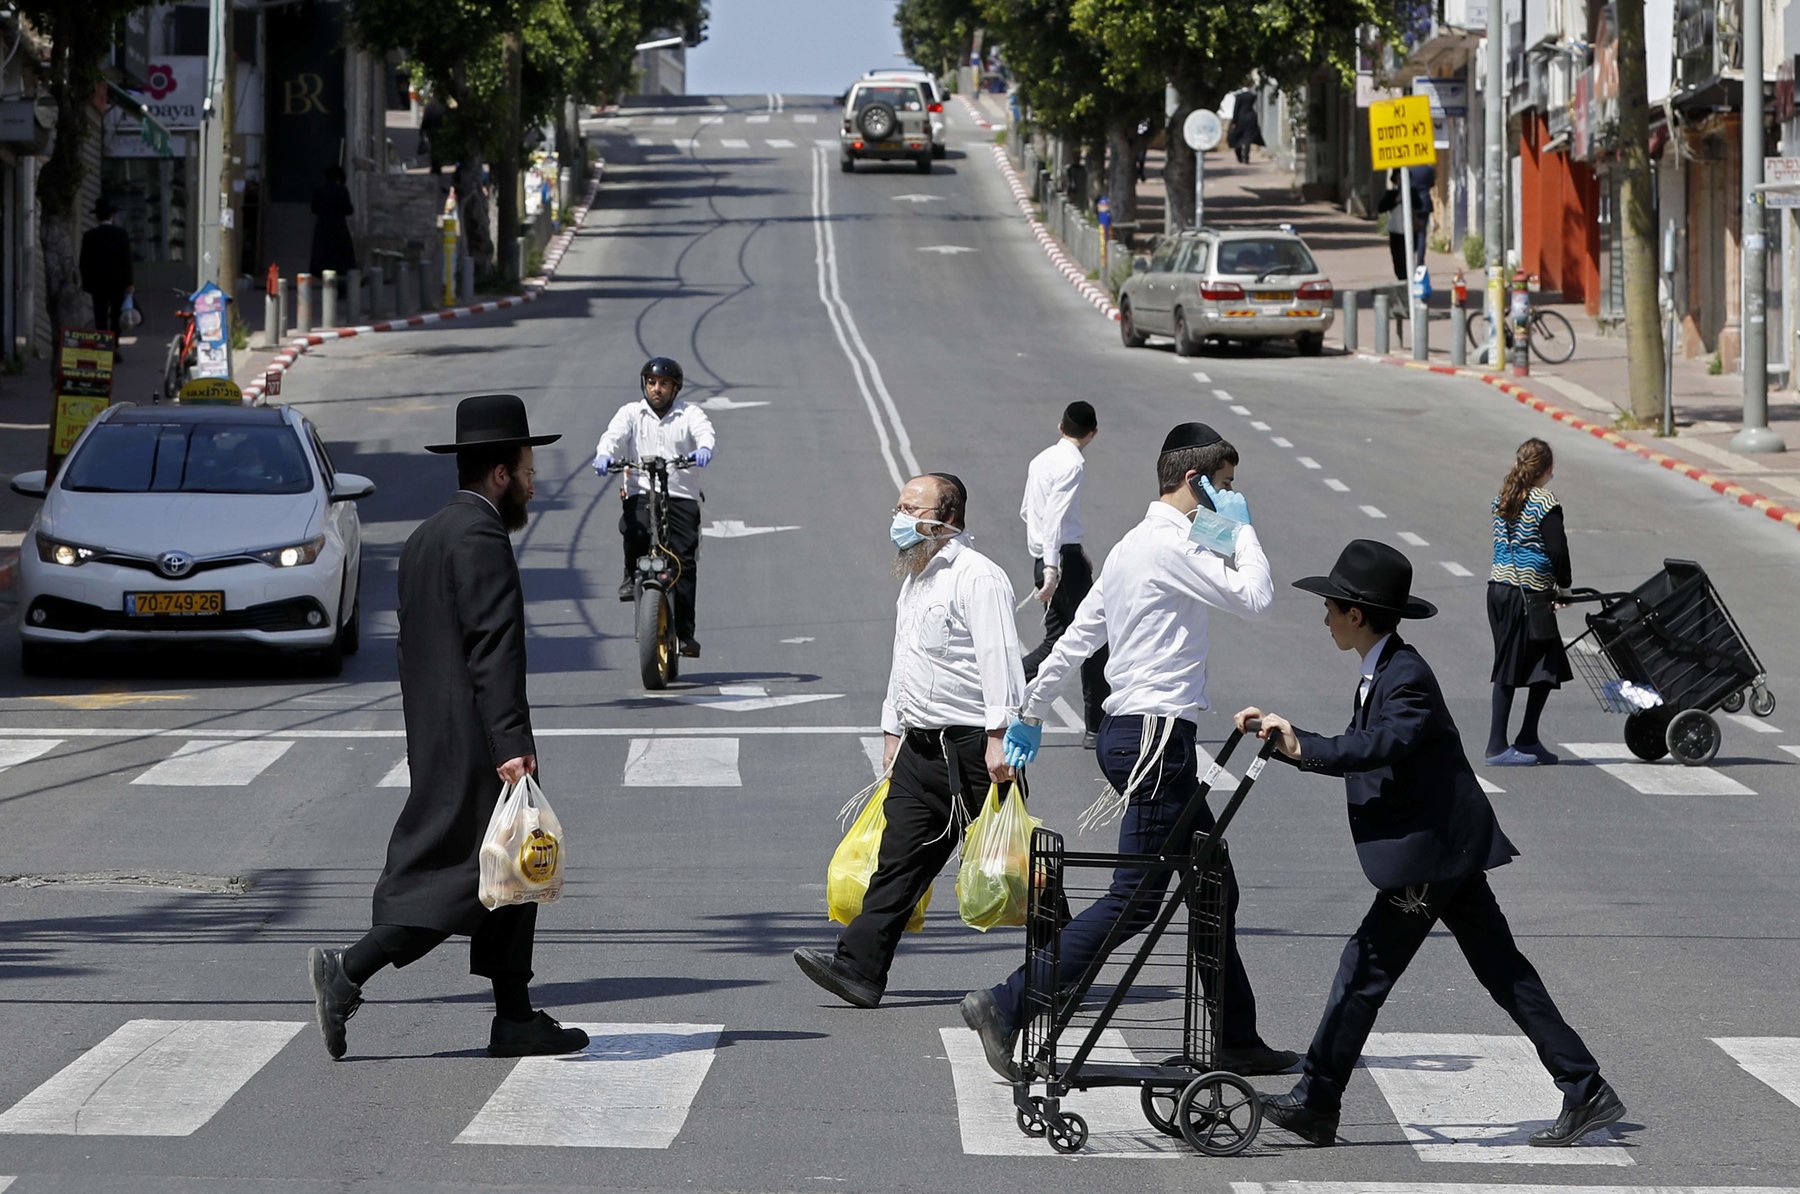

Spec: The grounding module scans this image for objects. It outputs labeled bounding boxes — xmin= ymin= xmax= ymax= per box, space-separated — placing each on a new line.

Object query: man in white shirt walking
xmin=593 ymin=357 xmax=716 ymax=657
xmin=795 ymin=473 xmax=1026 ymax=1009
xmin=959 ymin=423 xmax=1297 ymax=1079
xmin=1021 ymin=401 xmax=1109 ymax=748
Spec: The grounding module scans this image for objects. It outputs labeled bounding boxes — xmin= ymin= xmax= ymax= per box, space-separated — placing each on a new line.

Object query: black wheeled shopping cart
xmin=1565 ymin=558 xmax=1774 ymax=766
xmin=1010 ymin=724 xmax=1279 ymax=1156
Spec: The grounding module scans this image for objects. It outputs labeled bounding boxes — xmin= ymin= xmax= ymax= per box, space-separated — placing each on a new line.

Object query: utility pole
xmin=1484 ymin=0 xmax=1505 ymax=367
xmin=217 ymin=0 xmax=239 ymax=305
xmin=1733 ymin=0 xmax=1785 ymax=451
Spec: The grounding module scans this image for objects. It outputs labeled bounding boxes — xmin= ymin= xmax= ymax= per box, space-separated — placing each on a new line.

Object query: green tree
xmin=1614 ymin=0 xmax=1664 ymax=422
xmin=895 ymin=0 xmax=980 ymax=79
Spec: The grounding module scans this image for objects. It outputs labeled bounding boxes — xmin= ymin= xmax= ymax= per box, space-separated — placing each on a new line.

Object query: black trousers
xmin=836 ymin=727 xmax=990 ymax=989
xmin=1021 ymin=545 xmax=1110 ymax=733
xmin=91 ymin=290 xmax=125 ymax=336
xmin=1292 ymin=869 xmax=1603 ymax=1113
xmin=358 ymin=903 xmax=537 ymax=981
xmin=622 ymin=493 xmax=701 ymax=640
xmin=1388 ymin=233 xmax=1408 ymax=281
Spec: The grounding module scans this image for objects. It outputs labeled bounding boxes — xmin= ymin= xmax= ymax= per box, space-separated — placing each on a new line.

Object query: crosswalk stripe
xmin=653 ymin=116 xmax=677 ymax=125
xmin=455 ymin=1023 xmax=721 ymax=1148
xmin=0 ymin=739 xmax=60 ymax=770
xmin=378 ymin=756 xmax=410 ymax=788
xmin=1724 ymin=712 xmax=1782 ymax=734
xmin=720 ymin=138 xmax=749 ymax=148
xmin=746 ymin=114 xmax=769 ymax=124
xmin=1478 ymin=776 xmax=1504 ymax=794
xmin=1229 ymin=1186 xmax=1800 ymax=1194
xmin=0 ymin=1019 xmax=301 ymax=1136
xmin=792 ymin=113 xmax=819 ymax=123
xmin=861 ymin=736 xmax=886 ymax=778
xmin=0 ymin=1177 xmax=12 ymax=1191
xmin=1713 ymin=1037 xmax=1800 ymax=1110
xmin=631 ymin=135 xmax=655 ymax=146
xmin=1558 ymin=742 xmax=1752 ymax=796
xmin=941 ymin=1028 xmax=1186 ymax=1156
xmin=131 ymin=740 xmax=294 ymax=786
xmin=765 ymin=138 xmax=796 ymax=148
xmin=1362 ymin=1032 xmax=1631 ymax=1165
xmin=623 ymin=737 xmax=740 ymax=786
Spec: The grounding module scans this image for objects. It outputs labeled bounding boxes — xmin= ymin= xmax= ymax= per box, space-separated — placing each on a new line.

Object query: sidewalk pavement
xmin=974 ymin=82 xmax=1800 ymax=533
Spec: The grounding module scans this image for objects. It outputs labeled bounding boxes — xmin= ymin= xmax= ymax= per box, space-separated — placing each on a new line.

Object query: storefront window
xmin=100 ymin=155 xmax=191 ymax=267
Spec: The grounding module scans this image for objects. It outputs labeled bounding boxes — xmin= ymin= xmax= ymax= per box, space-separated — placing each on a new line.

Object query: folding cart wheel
xmin=1015 ymin=1102 xmax=1048 ymax=1137
xmin=1140 ymin=1055 xmax=1196 ymax=1138
xmin=1721 ymin=689 xmax=1746 ymax=714
xmin=1045 ymin=1111 xmax=1089 ymax=1154
xmin=1752 ymin=687 xmax=1778 ymax=718
xmin=1665 ymin=709 xmax=1722 ymax=766
xmin=1175 ymin=1071 xmax=1261 ymax=1157
xmin=1623 ymin=707 xmax=1673 ymax=762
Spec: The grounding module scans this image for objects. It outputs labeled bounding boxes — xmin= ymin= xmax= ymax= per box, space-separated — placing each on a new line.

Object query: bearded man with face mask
xmin=793 ymin=473 xmax=1026 ymax=1009
xmin=306 ymin=395 xmax=590 ymax=1063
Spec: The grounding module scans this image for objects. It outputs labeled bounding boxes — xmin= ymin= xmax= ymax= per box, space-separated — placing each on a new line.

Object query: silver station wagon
xmin=1117 ymin=228 xmax=1336 ymax=356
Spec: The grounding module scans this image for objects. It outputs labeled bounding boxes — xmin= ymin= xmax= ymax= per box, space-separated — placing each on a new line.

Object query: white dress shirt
xmin=881 ymin=537 xmax=1026 ymax=735
xmin=594 ymin=398 xmax=716 ymax=501
xmin=1358 ymin=633 xmax=1393 ymax=709
xmin=1022 ymin=501 xmax=1274 ymax=724
xmin=1020 ymin=437 xmax=1086 ymax=561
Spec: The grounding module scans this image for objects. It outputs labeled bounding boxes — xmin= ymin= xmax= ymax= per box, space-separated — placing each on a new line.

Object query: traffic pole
xmin=1450 ymin=269 xmax=1468 ymax=366
xmin=1733 ymin=0 xmax=1786 ymax=452
xmin=1510 ymin=271 xmax=1531 ymax=377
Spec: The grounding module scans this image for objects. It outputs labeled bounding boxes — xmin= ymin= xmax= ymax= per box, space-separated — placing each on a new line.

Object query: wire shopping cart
xmin=1564 ymin=558 xmax=1772 ymax=765
xmin=1010 ymin=724 xmax=1279 ymax=1156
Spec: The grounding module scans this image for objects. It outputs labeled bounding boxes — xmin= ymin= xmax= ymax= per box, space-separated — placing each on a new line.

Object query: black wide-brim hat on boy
xmin=1293 ymin=538 xmax=1438 ymax=619
xmin=426 ymin=393 xmax=562 ymax=453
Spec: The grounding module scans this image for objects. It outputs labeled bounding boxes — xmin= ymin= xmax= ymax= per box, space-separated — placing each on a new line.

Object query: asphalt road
xmin=3 ymin=94 xmax=1800 ymax=1193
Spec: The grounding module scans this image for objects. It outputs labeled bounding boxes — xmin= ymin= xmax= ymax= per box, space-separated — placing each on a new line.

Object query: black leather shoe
xmin=679 ymin=637 xmax=701 ymax=658
xmin=793 ymin=946 xmax=882 ymax=1008
xmin=618 ymin=579 xmax=635 ymax=602
xmin=1217 ymin=1042 xmax=1301 ymax=1076
xmin=1261 ymin=1090 xmax=1338 ymax=1146
xmin=489 ymin=1011 xmax=590 ymax=1058
xmin=1528 ymin=1082 xmax=1625 ymax=1146
xmin=959 ymin=990 xmax=1018 ymax=1080
xmin=306 ymin=946 xmax=362 ymax=1061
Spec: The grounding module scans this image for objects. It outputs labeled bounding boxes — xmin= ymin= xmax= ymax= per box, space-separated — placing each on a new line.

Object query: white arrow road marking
xmin=917 ymin=245 xmax=978 ymax=255
xmin=891 ymin=193 xmax=946 ymax=203
xmin=645 ymin=684 xmax=844 ymax=713
xmin=694 ymin=395 xmax=770 ymax=411
xmin=702 ymin=520 xmax=800 ymax=538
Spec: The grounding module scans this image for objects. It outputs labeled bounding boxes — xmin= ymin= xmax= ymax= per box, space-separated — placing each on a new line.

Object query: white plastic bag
xmin=477 ymin=774 xmax=566 ymax=910
xmin=119 ymin=292 xmax=143 ymax=331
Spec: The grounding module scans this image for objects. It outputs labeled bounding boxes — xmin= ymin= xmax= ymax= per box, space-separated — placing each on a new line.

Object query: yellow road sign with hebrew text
xmin=1368 ymin=95 xmax=1437 ymax=171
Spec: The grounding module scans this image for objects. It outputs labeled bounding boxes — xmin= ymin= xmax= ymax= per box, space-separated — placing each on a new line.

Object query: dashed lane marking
xmin=1296 ymin=456 xmax=1321 ymax=469
xmin=1360 ymin=505 xmax=1388 ymax=519
xmin=1270 ymin=436 xmax=1293 ymax=448
xmin=1324 ymin=479 xmax=1350 ymax=492
xmin=1230 ymin=404 xmax=1251 ymax=415
xmin=1441 ymin=562 xmax=1473 ymax=577
xmin=765 ymin=138 xmax=796 ymax=148
xmin=1191 ymin=371 xmax=1211 ymax=383
xmin=1399 ymin=532 xmax=1430 ymax=547
xmin=1250 ymin=421 xmax=1271 ymax=431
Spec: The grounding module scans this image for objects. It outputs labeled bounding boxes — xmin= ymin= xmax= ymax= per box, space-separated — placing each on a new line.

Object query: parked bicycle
xmin=1466 ymin=305 xmax=1578 ymax=365
xmin=602 ymin=454 xmax=697 ymax=689
xmin=157 ymin=287 xmax=198 ymax=403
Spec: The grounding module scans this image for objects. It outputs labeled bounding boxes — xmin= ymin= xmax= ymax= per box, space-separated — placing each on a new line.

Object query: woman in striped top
xmin=1485 ymin=438 xmax=1573 ymax=766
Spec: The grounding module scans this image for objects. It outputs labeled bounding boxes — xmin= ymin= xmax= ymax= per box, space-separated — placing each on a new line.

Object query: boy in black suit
xmin=1234 ymin=539 xmax=1625 ymax=1148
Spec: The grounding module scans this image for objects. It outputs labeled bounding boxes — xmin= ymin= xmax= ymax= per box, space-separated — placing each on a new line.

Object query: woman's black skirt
xmin=1487 ymin=580 xmax=1573 ymax=687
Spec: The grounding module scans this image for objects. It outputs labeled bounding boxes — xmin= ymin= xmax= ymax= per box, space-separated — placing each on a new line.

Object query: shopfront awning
xmin=105 ymin=82 xmax=173 ymax=155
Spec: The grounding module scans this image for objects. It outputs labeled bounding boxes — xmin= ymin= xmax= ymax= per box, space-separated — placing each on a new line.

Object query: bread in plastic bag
xmin=477 ymin=774 xmax=566 ymax=910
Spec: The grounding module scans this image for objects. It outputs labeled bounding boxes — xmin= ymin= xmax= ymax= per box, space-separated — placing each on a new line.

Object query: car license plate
xmin=126 ymin=591 xmax=224 ymax=617
xmin=1256 ymin=290 xmax=1295 ymax=302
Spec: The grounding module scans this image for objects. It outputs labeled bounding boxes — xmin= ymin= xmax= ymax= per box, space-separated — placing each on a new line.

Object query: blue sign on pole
xmin=190 ymin=280 xmax=233 ymax=381
xmin=1096 ymin=195 xmax=1112 ymax=230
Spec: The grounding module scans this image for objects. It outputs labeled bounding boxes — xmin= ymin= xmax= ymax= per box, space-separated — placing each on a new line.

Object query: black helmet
xmin=640 ymin=356 xmax=684 ymax=397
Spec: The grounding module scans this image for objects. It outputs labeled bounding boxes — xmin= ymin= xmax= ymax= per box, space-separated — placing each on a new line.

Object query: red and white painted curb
xmin=1360 ymin=353 xmax=1800 ymax=534
xmin=985 ymin=143 xmax=1119 ymax=322
xmin=238 ymin=177 xmax=602 ymax=405
xmin=954 ymin=94 xmax=995 ymax=131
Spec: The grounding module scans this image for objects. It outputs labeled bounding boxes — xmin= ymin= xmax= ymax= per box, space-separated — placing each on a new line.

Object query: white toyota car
xmin=12 ymin=402 xmax=374 ymax=675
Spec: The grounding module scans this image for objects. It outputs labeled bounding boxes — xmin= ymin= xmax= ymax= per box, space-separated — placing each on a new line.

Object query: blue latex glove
xmin=592 ymin=452 xmax=612 ymax=476
xmin=1200 ymin=475 xmax=1250 ymax=525
xmin=693 ymin=447 xmax=713 ymax=468
xmin=1003 ymin=719 xmax=1042 ymax=768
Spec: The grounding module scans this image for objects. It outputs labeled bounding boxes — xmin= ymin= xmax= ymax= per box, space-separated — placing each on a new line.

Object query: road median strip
xmin=1357 ymin=352 xmax=1800 ymax=533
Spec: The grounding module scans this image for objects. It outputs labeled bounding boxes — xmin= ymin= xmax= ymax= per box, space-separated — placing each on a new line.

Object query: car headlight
xmin=36 ymin=534 xmax=98 ymax=567
xmin=253 ymin=534 xmax=326 ymax=568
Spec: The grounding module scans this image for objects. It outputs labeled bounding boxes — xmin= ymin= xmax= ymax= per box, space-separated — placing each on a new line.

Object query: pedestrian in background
xmin=1236 ymin=539 xmax=1624 ymax=1150
xmin=1226 ymin=88 xmax=1263 ymax=164
xmin=78 ymin=198 xmax=133 ymax=345
xmin=794 ymin=473 xmax=1025 ymax=1009
xmin=309 ymin=165 xmax=357 ymax=279
xmin=962 ymin=423 xmax=1294 ymax=1084
xmin=1020 ymin=400 xmax=1108 ymax=748
xmin=307 ymin=394 xmax=589 ymax=1062
xmin=1485 ymin=438 xmax=1571 ymax=766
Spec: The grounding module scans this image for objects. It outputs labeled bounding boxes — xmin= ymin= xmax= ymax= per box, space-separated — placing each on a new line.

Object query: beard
xmin=497 ymin=472 xmax=530 ymax=532
xmin=892 ymin=539 xmax=939 ymax=579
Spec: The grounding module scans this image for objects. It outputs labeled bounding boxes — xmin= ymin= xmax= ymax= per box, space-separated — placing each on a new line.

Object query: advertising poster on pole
xmin=190 ymin=280 xmax=233 ymax=380
xmin=51 ymin=329 xmax=116 ymax=466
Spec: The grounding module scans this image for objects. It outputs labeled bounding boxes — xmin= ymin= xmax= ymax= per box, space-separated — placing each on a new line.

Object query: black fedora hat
xmin=425 ymin=394 xmax=561 ymax=454
xmin=1293 ymin=539 xmax=1437 ymax=619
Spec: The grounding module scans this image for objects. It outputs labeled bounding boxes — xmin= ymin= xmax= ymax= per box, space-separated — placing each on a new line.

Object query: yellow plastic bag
xmin=956 ymin=782 xmax=1038 ymax=931
xmin=827 ymin=779 xmax=930 ymax=932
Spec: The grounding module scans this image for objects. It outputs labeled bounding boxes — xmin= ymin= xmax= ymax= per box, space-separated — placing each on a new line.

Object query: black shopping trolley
xmin=1565 ymin=558 xmax=1773 ymax=766
xmin=1010 ymin=724 xmax=1279 ymax=1156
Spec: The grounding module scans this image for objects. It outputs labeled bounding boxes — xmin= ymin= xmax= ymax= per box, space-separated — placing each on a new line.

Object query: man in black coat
xmin=78 ymin=199 xmax=133 ymax=339
xmin=307 ymin=394 xmax=588 ymax=1061
xmin=1235 ymin=540 xmax=1626 ymax=1149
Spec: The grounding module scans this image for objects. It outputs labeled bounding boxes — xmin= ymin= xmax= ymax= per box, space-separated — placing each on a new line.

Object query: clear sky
xmin=686 ymin=0 xmax=909 ymax=98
